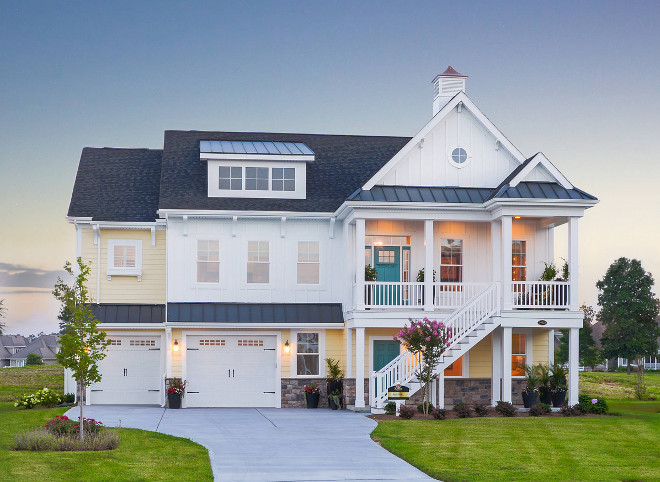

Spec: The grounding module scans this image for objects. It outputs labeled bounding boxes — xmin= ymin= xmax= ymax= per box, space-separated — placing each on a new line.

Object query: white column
xmin=355 ymin=218 xmax=366 ymax=310
xmin=568 ymin=217 xmax=579 ymax=310
xmin=424 ymin=219 xmax=434 ymax=311
xmin=548 ymin=329 xmax=555 ymax=366
xmin=345 ymin=328 xmax=352 ymax=378
xmin=568 ymin=327 xmax=579 ymax=405
xmin=491 ymin=220 xmax=501 ymax=284
xmin=501 ymin=216 xmax=513 ymax=310
xmin=437 ymin=372 xmax=445 ymax=409
xmin=491 ymin=329 xmax=502 ymax=405
xmin=502 ymin=327 xmax=512 ymax=403
xmin=355 ymin=327 xmax=365 ymax=408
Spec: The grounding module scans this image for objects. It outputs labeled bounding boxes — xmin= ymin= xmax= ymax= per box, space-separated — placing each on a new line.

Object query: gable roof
xmin=10 ymin=335 xmax=59 ymax=360
xmin=68 ymin=148 xmax=163 ymax=222
xmin=0 ymin=335 xmax=27 ymax=347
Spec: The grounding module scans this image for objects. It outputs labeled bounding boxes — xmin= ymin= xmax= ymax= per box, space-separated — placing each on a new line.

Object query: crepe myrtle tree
xmin=53 ymin=258 xmax=110 ymax=439
xmin=394 ymin=318 xmax=451 ymax=414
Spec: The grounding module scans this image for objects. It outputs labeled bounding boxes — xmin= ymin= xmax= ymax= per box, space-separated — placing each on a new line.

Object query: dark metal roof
xmin=90 ymin=304 xmax=165 ymax=323
xmin=491 ymin=182 xmax=597 ymax=201
xmin=167 ymin=303 xmax=344 ymax=324
xmin=348 ymin=186 xmax=493 ymax=203
xmin=200 ymin=140 xmax=314 ymax=156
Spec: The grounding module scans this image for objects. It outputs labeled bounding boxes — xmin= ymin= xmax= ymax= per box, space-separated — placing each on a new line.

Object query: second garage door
xmin=185 ymin=335 xmax=278 ymax=408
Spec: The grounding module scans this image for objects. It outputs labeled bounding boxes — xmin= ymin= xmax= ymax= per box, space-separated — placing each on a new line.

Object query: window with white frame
xmin=219 ymin=166 xmax=242 ymax=190
xmin=272 ymin=167 xmax=295 ymax=191
xmin=245 ymin=167 xmax=269 ymax=191
xmin=297 ymin=241 xmax=319 ymax=284
xmin=247 ymin=241 xmax=269 ymax=283
xmin=197 ymin=240 xmax=219 ymax=283
xmin=512 ymin=240 xmax=527 ymax=281
xmin=440 ymin=239 xmax=462 ymax=283
xmin=296 ymin=332 xmax=319 ymax=376
xmin=512 ymin=333 xmax=527 ymax=376
xmin=107 ymin=239 xmax=142 ymax=279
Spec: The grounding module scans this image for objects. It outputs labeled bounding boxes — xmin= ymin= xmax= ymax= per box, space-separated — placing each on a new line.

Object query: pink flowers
xmin=591 ymin=398 xmax=598 ymax=404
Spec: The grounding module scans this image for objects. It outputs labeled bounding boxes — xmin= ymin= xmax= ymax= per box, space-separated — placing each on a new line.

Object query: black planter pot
xmin=552 ymin=390 xmax=566 ymax=407
xmin=327 ymin=381 xmax=343 ymax=396
xmin=168 ymin=392 xmax=181 ymax=409
xmin=539 ymin=388 xmax=552 ymax=405
xmin=522 ymin=391 xmax=538 ymax=408
xmin=328 ymin=397 xmax=342 ymax=410
xmin=305 ymin=392 xmax=320 ymax=409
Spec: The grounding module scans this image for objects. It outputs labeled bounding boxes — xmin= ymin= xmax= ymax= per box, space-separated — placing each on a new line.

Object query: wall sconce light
xmin=284 ymin=340 xmax=290 ymax=354
xmin=514 ymin=216 xmax=521 ymax=219
xmin=173 ymin=340 xmax=179 ymax=352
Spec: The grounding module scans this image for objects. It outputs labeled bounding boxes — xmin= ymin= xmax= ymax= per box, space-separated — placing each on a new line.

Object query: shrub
xmin=431 ymin=408 xmax=447 ymax=420
xmin=537 ymin=402 xmax=552 ymax=413
xmin=14 ymin=394 xmax=39 ymax=409
xmin=495 ymin=401 xmax=517 ymax=417
xmin=417 ymin=402 xmax=434 ymax=413
xmin=398 ymin=405 xmax=416 ymax=419
xmin=384 ymin=402 xmax=396 ymax=415
xmin=560 ymin=404 xmax=583 ymax=417
xmin=528 ymin=404 xmax=547 ymax=416
xmin=14 ymin=428 xmax=119 ymax=451
xmin=14 ymin=388 xmax=61 ymax=409
xmin=26 ymin=353 xmax=43 ymax=365
xmin=474 ymin=403 xmax=491 ymax=417
xmin=62 ymin=393 xmax=76 ymax=404
xmin=453 ymin=402 xmax=473 ymax=418
xmin=578 ymin=395 xmax=609 ymax=414
xmin=44 ymin=415 xmax=103 ymax=436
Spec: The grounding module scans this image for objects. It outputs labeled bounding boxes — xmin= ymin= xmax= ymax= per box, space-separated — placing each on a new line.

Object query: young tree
xmin=26 ymin=353 xmax=43 ymax=365
xmin=53 ymin=258 xmax=110 ymax=439
xmin=597 ymin=258 xmax=660 ymax=375
xmin=0 ymin=299 xmax=7 ymax=335
xmin=556 ymin=305 xmax=603 ymax=368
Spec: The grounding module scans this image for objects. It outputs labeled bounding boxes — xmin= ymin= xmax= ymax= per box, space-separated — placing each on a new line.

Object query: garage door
xmin=89 ymin=336 xmax=162 ymax=405
xmin=186 ymin=335 xmax=277 ymax=408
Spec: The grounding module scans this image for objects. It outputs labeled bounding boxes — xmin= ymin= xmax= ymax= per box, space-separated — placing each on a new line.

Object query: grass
xmin=372 ymin=402 xmax=660 ymax=481
xmin=580 ymin=371 xmax=660 ymax=400
xmin=0 ymin=365 xmax=64 ymax=402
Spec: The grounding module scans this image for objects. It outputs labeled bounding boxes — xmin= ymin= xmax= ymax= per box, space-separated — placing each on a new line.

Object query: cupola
xmin=432 ymin=66 xmax=467 ymax=115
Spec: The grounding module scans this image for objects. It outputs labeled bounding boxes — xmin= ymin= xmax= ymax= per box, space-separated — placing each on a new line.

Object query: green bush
xmin=560 ymin=404 xmax=583 ymax=416
xmin=44 ymin=415 xmax=103 ymax=436
xmin=14 ymin=388 xmax=61 ymax=409
xmin=579 ymin=395 xmax=608 ymax=414
xmin=537 ymin=402 xmax=552 ymax=413
xmin=26 ymin=353 xmax=43 ymax=365
xmin=474 ymin=403 xmax=491 ymax=417
xmin=398 ymin=405 xmax=416 ymax=419
xmin=453 ymin=402 xmax=473 ymax=418
xmin=417 ymin=402 xmax=434 ymax=413
xmin=431 ymin=408 xmax=447 ymax=420
xmin=494 ymin=401 xmax=516 ymax=417
xmin=62 ymin=393 xmax=76 ymax=404
xmin=528 ymin=404 xmax=547 ymax=416
xmin=384 ymin=402 xmax=396 ymax=415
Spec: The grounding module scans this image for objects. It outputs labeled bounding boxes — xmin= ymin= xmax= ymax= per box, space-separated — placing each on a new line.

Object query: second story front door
xmin=374 ymin=246 xmax=400 ymax=305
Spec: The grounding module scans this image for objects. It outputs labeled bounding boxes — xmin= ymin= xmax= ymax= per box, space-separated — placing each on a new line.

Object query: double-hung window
xmin=219 ymin=166 xmax=242 ymax=190
xmin=296 ymin=332 xmax=319 ymax=376
xmin=512 ymin=333 xmax=527 ymax=376
xmin=245 ymin=167 xmax=269 ymax=191
xmin=107 ymin=239 xmax=142 ymax=279
xmin=512 ymin=240 xmax=527 ymax=281
xmin=440 ymin=239 xmax=463 ymax=283
xmin=272 ymin=168 xmax=295 ymax=191
xmin=197 ymin=240 xmax=219 ymax=283
xmin=297 ymin=242 xmax=319 ymax=284
xmin=247 ymin=241 xmax=269 ymax=283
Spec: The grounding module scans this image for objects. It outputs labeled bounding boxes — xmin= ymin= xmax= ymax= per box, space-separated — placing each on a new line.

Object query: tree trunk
xmin=79 ymin=381 xmax=85 ymax=440
xmin=627 ymin=359 xmax=631 ymax=375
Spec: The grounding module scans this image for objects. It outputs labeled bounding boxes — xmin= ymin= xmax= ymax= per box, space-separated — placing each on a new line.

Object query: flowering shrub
xmin=167 ymin=379 xmax=187 ymax=397
xmin=15 ymin=394 xmax=39 ymax=409
xmin=14 ymin=428 xmax=119 ymax=451
xmin=398 ymin=405 xmax=416 ymax=419
xmin=303 ymin=383 xmax=320 ymax=394
xmin=578 ymin=394 xmax=608 ymax=414
xmin=44 ymin=415 xmax=103 ymax=436
xmin=431 ymin=408 xmax=447 ymax=420
xmin=453 ymin=402 xmax=473 ymax=418
xmin=14 ymin=388 xmax=62 ymax=409
xmin=494 ymin=401 xmax=517 ymax=417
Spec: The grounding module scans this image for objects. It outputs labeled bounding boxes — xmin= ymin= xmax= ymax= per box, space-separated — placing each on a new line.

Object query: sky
xmin=1 ymin=1 xmax=659 ymax=335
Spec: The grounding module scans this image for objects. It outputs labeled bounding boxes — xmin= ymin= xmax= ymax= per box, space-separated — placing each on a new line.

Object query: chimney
xmin=432 ymin=66 xmax=467 ymax=115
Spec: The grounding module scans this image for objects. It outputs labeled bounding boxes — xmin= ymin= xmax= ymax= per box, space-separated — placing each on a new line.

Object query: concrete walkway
xmin=65 ymin=406 xmax=432 ymax=481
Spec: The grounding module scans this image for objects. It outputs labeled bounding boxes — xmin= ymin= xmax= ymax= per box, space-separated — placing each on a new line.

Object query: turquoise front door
xmin=374 ymin=246 xmax=400 ymax=305
xmin=373 ymin=340 xmax=400 ymax=371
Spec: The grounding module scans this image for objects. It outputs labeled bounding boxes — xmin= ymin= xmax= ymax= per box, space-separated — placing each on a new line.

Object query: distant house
xmin=0 ymin=335 xmax=28 ymax=367
xmin=8 ymin=335 xmax=60 ymax=367
xmin=592 ymin=317 xmax=660 ymax=370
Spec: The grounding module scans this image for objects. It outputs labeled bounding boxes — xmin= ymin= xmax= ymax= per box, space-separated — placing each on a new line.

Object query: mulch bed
xmin=369 ymin=410 xmax=605 ymax=421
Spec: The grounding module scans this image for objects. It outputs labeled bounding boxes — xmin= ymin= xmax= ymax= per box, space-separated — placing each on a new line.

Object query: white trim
xmin=158 ymin=209 xmax=334 ymax=219
xmin=509 ymin=153 xmax=573 ymax=190
xmin=201 ymin=153 xmax=314 ymax=162
xmin=106 ymin=239 xmax=143 ymax=280
xmin=447 ymin=145 xmax=471 ymax=169
xmin=165 ymin=322 xmax=342 ymax=330
xmin=289 ymin=329 xmax=326 ymax=379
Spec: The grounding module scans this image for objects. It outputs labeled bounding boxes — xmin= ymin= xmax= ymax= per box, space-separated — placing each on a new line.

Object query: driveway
xmin=65 ymin=406 xmax=432 ymax=481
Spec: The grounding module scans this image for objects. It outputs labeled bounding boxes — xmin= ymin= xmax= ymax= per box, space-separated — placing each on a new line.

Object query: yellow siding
xmin=533 ymin=329 xmax=550 ymax=366
xmin=325 ymin=329 xmax=345 ymax=376
xmin=364 ymin=328 xmax=400 ymax=378
xmin=469 ymin=334 xmax=492 ymax=377
xmin=81 ymin=228 xmax=166 ymax=304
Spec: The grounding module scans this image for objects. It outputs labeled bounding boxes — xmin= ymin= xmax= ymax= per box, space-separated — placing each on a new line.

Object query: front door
xmin=373 ymin=340 xmax=400 ymax=371
xmin=374 ymin=246 xmax=400 ymax=305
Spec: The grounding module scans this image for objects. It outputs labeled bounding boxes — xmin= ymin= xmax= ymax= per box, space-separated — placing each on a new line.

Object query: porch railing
xmin=364 ymin=282 xmax=424 ymax=308
xmin=433 ymin=282 xmax=491 ymax=309
xmin=511 ymin=281 xmax=570 ymax=308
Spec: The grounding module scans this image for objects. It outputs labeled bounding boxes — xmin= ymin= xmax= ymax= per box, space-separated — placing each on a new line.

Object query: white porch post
xmin=355 ymin=218 xmax=366 ymax=310
xmin=491 ymin=219 xmax=501 ymax=284
xmin=491 ymin=328 xmax=502 ymax=405
xmin=355 ymin=327 xmax=365 ymax=408
xmin=502 ymin=327 xmax=512 ymax=403
xmin=548 ymin=329 xmax=555 ymax=366
xmin=437 ymin=372 xmax=445 ymax=409
xmin=568 ymin=217 xmax=579 ymax=311
xmin=424 ymin=219 xmax=434 ymax=311
xmin=501 ymin=216 xmax=513 ymax=310
xmin=568 ymin=327 xmax=579 ymax=405
xmin=346 ymin=328 xmax=353 ymax=378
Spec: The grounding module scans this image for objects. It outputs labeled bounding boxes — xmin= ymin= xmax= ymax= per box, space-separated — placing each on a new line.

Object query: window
xmin=297 ymin=241 xmax=319 ymax=284
xmin=245 ymin=167 xmax=269 ymax=190
xmin=378 ymin=250 xmax=396 ymax=264
xmin=197 ymin=240 xmax=219 ymax=283
xmin=512 ymin=240 xmax=527 ymax=281
xmin=440 ymin=239 xmax=463 ymax=282
xmin=512 ymin=333 xmax=526 ymax=376
xmin=451 ymin=147 xmax=468 ymax=164
xmin=247 ymin=241 xmax=269 ymax=283
xmin=272 ymin=168 xmax=295 ymax=191
xmin=296 ymin=332 xmax=319 ymax=376
xmin=114 ymin=245 xmax=136 ymax=268
xmin=219 ymin=166 xmax=242 ymax=190
xmin=107 ymin=239 xmax=142 ymax=279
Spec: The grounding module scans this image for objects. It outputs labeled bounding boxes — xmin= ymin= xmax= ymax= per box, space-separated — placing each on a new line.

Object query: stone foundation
xmin=444 ymin=378 xmax=491 ymax=406
xmin=342 ymin=378 xmax=370 ymax=407
xmin=281 ymin=378 xmax=334 ymax=408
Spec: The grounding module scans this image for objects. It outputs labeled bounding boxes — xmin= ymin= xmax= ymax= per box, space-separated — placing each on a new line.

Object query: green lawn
xmin=580 ymin=371 xmax=660 ymax=400
xmin=0 ymin=365 xmax=64 ymax=402
xmin=372 ymin=402 xmax=660 ymax=481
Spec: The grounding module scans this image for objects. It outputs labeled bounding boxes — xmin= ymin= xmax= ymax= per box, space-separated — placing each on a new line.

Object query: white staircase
xmin=371 ymin=283 xmax=501 ymax=410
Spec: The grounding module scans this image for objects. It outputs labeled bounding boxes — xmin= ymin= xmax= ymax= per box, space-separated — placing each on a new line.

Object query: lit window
xmin=378 ymin=250 xmax=396 ymax=264
xmin=297 ymin=242 xmax=319 ymax=284
xmin=512 ymin=240 xmax=527 ymax=281
xmin=107 ymin=239 xmax=142 ymax=278
xmin=512 ymin=333 xmax=526 ymax=376
xmin=197 ymin=240 xmax=219 ymax=283
xmin=451 ymin=147 xmax=468 ymax=164
xmin=272 ymin=168 xmax=295 ymax=191
xmin=113 ymin=245 xmax=136 ymax=268
xmin=245 ymin=167 xmax=269 ymax=191
xmin=440 ymin=239 xmax=463 ymax=283
xmin=247 ymin=241 xmax=269 ymax=283
xmin=444 ymin=356 xmax=463 ymax=377
xmin=296 ymin=332 xmax=319 ymax=376
xmin=219 ymin=166 xmax=242 ymax=190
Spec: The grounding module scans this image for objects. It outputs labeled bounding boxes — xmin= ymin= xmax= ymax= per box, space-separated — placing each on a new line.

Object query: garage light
xmin=173 ymin=340 xmax=179 ymax=352
xmin=284 ymin=340 xmax=290 ymax=354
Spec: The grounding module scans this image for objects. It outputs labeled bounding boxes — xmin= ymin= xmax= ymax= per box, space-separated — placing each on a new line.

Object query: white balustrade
xmin=364 ymin=282 xmax=424 ymax=308
xmin=510 ymin=281 xmax=570 ymax=308
xmin=433 ymin=282 xmax=491 ymax=309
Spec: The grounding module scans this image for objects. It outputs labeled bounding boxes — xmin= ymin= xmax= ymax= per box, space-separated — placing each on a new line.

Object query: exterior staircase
xmin=371 ymin=283 xmax=501 ymax=411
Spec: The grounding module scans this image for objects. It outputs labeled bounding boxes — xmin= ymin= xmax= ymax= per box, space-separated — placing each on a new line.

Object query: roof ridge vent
xmin=432 ymin=66 xmax=467 ymax=116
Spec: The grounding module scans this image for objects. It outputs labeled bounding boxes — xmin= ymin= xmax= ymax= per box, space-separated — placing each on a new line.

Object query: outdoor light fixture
xmin=173 ymin=340 xmax=179 ymax=352
xmin=514 ymin=216 xmax=521 ymax=219
xmin=284 ymin=340 xmax=290 ymax=354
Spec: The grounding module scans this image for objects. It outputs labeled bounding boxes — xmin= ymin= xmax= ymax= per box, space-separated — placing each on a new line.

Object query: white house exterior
xmin=67 ymin=67 xmax=597 ymax=409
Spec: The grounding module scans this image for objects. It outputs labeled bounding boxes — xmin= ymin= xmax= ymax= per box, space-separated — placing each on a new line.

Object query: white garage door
xmin=186 ymin=335 xmax=277 ymax=408
xmin=89 ymin=336 xmax=162 ymax=405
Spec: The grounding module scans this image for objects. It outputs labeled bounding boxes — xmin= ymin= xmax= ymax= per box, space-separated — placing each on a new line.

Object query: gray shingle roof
xmin=10 ymin=335 xmax=59 ymax=360
xmin=168 ymin=302 xmax=344 ymax=324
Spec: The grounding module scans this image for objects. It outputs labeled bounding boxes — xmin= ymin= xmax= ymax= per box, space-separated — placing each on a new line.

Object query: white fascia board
xmin=75 ymin=220 xmax=166 ymax=230
xmin=165 ymin=322 xmax=344 ymax=329
xmin=157 ymin=209 xmax=334 ymax=219
xmin=334 ymin=201 xmax=487 ymax=221
xmin=499 ymin=310 xmax=584 ymax=329
xmin=509 ymin=152 xmax=573 ymax=189
xmin=66 ymin=216 xmax=93 ymax=225
xmin=201 ymin=153 xmax=314 ymax=162
xmin=485 ymin=198 xmax=597 ymax=211
xmin=342 ymin=206 xmax=491 ymax=223
xmin=362 ymin=92 xmax=526 ymax=191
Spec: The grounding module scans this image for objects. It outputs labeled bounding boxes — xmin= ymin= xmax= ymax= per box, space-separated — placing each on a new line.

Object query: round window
xmin=451 ymin=147 xmax=468 ymax=164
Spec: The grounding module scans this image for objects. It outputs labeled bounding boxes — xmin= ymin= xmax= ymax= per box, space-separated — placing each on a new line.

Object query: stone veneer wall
xmin=281 ymin=378 xmax=370 ymax=408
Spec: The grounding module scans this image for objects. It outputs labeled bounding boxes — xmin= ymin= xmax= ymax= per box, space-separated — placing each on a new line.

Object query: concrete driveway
xmin=65 ymin=406 xmax=432 ymax=481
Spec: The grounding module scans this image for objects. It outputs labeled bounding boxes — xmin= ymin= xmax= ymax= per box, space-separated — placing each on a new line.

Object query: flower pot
xmin=522 ymin=391 xmax=538 ymax=408
xmin=327 ymin=381 xmax=343 ymax=396
xmin=328 ymin=397 xmax=342 ymax=410
xmin=539 ymin=388 xmax=552 ymax=405
xmin=552 ymin=390 xmax=566 ymax=407
xmin=168 ymin=393 xmax=181 ymax=409
xmin=305 ymin=392 xmax=320 ymax=409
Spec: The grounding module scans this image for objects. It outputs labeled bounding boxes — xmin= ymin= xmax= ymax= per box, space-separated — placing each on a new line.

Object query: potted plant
xmin=550 ymin=363 xmax=568 ymax=407
xmin=328 ymin=389 xmax=343 ymax=410
xmin=167 ymin=378 xmax=186 ymax=409
xmin=416 ymin=268 xmax=437 ymax=305
xmin=365 ymin=264 xmax=377 ymax=307
xmin=303 ymin=383 xmax=320 ymax=408
xmin=325 ymin=357 xmax=344 ymax=407
xmin=537 ymin=364 xmax=552 ymax=405
xmin=522 ymin=365 xmax=539 ymax=408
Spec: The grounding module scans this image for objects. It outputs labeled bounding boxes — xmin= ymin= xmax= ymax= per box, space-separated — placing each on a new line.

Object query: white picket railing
xmin=371 ymin=283 xmax=500 ymax=408
xmin=364 ymin=282 xmax=424 ymax=308
xmin=511 ymin=281 xmax=570 ymax=308
xmin=433 ymin=282 xmax=491 ymax=309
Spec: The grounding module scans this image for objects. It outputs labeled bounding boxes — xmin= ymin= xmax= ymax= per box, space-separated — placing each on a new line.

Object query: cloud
xmin=0 ymin=263 xmax=70 ymax=289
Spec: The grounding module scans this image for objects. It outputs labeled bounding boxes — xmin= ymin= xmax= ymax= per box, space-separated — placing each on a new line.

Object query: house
xmin=0 ymin=335 xmax=27 ymax=367
xmin=66 ymin=67 xmax=597 ymax=409
xmin=8 ymin=334 xmax=60 ymax=367
xmin=593 ymin=317 xmax=660 ymax=371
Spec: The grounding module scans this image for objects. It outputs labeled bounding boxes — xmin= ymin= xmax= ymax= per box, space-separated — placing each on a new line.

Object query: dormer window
xmin=245 ymin=167 xmax=269 ymax=190
xmin=272 ymin=168 xmax=295 ymax=191
xmin=219 ymin=166 xmax=242 ymax=190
